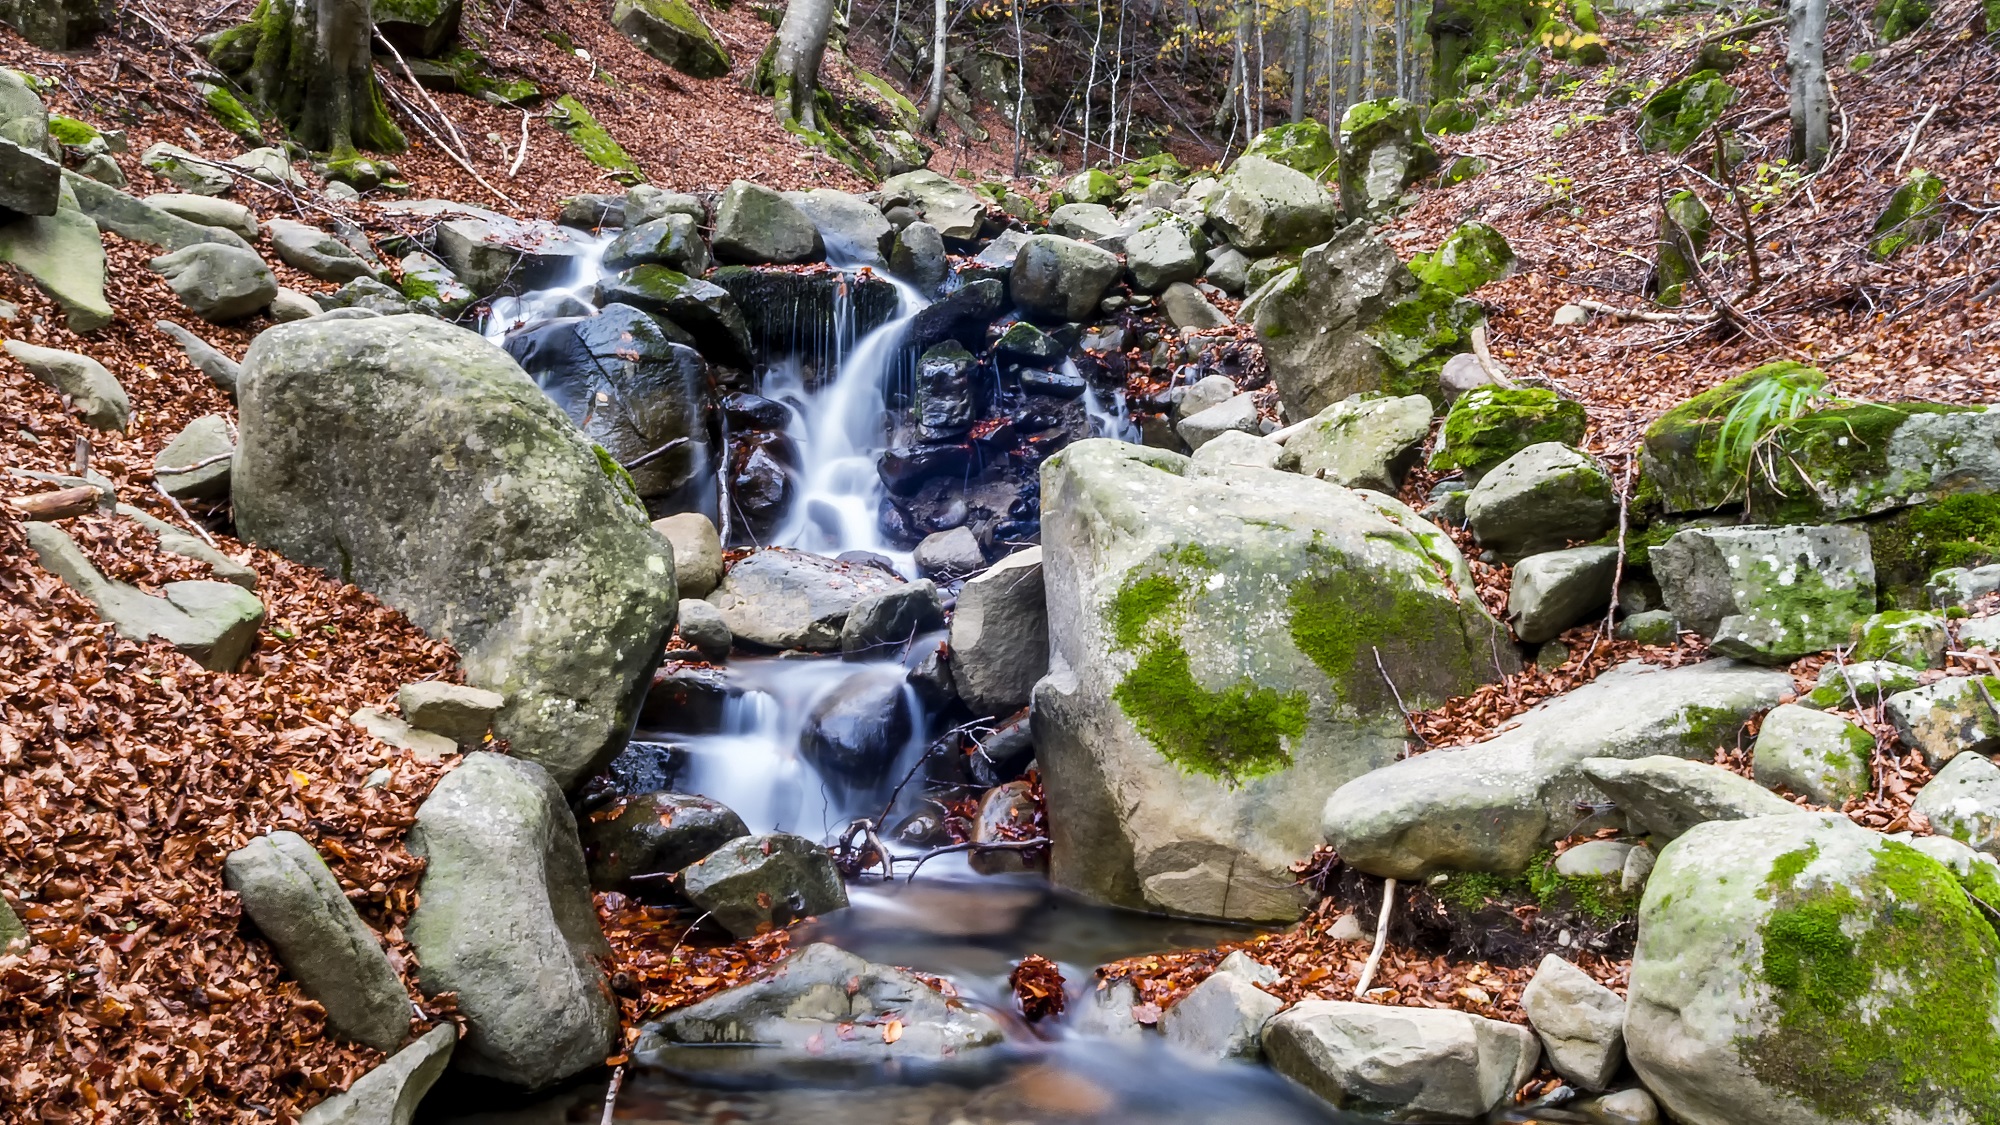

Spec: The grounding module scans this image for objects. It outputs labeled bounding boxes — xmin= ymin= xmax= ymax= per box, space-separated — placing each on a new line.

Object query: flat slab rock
xmin=705 ymin=547 xmax=904 ymax=652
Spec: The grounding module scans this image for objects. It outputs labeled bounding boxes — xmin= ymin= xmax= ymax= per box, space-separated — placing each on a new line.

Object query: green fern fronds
xmin=1707 ymin=365 xmax=1834 ymax=482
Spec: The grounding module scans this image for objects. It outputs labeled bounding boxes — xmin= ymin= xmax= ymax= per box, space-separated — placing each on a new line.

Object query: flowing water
xmin=439 ymin=256 xmax=1508 ymax=1124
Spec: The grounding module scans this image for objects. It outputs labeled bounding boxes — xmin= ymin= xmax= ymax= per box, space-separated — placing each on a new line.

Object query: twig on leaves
xmin=373 ymin=33 xmax=515 ymax=207
xmin=1573 ymin=298 xmax=1715 ymax=323
xmin=1354 ymin=877 xmax=1397 ymax=997
xmin=153 ymin=451 xmax=235 ymax=476
xmin=1893 ymin=103 xmax=1938 ymax=180
xmin=1588 ymin=455 xmax=1639 ymax=665
xmin=510 ymin=111 xmax=532 ymax=179
xmin=152 ymin=481 xmax=218 ymax=548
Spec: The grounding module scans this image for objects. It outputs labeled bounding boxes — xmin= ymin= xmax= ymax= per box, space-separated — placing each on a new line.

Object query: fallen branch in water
xmin=622 ymin=436 xmax=690 ymax=472
xmin=900 ymin=838 xmax=1049 ymax=882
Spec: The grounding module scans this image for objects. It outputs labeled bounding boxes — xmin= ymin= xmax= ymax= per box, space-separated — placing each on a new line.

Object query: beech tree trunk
xmin=918 ymin=0 xmax=948 ymax=131
xmin=1290 ymin=5 xmax=1310 ymax=122
xmin=211 ymin=0 xmax=405 ymax=157
xmin=1787 ymin=0 xmax=1831 ymax=168
xmin=772 ymin=0 xmax=839 ymax=130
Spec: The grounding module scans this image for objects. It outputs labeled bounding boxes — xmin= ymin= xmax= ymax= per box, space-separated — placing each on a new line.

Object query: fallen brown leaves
xmin=595 ymin=893 xmax=795 ymax=1038
xmin=1009 ymin=954 xmax=1065 ymax=1022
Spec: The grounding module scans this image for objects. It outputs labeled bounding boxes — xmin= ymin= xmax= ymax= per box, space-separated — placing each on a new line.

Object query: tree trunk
xmin=772 ymin=0 xmax=839 ymax=130
xmin=1787 ymin=0 xmax=1831 ymax=168
xmin=1290 ymin=4 xmax=1310 ymax=122
xmin=919 ymin=0 xmax=948 ymax=131
xmin=1082 ymin=0 xmax=1104 ymax=164
xmin=1010 ymin=0 xmax=1025 ymax=175
xmin=210 ymin=0 xmax=404 ymax=158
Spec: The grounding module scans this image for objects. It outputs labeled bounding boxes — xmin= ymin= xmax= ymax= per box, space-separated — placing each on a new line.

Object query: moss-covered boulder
xmin=233 ymin=317 xmax=678 ymax=788
xmin=1275 ymin=393 xmax=1433 ymax=492
xmin=551 ymin=95 xmax=644 ymax=182
xmin=1338 ymin=98 xmax=1440 ymax=220
xmin=1637 ymin=70 xmax=1737 ymax=154
xmin=1411 ymin=221 xmax=1516 ymax=296
xmin=1649 ymin=190 xmax=1712 ymax=307
xmin=374 ymin=0 xmax=464 ymax=57
xmin=1426 ymin=99 xmax=1479 ymax=135
xmin=1242 ymin=121 xmax=1337 ymax=179
xmin=1639 ymin=361 xmax=2000 ymax=522
xmin=1653 ymin=525 xmax=1877 ymax=664
xmin=1628 ymin=812 xmax=2000 ymax=1125
xmin=612 ymin=0 xmax=731 ymax=79
xmin=1245 ymin=223 xmax=1484 ymax=416
xmin=1064 ymin=167 xmax=1121 ymax=205
xmin=1207 ymin=154 xmax=1340 ymax=256
xmin=1871 ymin=169 xmax=1947 ymax=259
xmin=1850 ymin=609 xmax=1948 ymax=668
xmin=1752 ymin=704 xmax=1874 ymax=806
xmin=1430 ymin=386 xmax=1587 ymax=477
xmin=1033 ymin=439 xmax=1512 ymax=921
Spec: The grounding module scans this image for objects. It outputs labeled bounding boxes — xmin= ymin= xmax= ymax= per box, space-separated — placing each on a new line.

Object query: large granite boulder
xmin=149 ymin=242 xmax=279 ymax=323
xmin=1627 ymin=812 xmax=2000 ymax=1125
xmin=1244 ymin=223 xmax=1482 ymax=416
xmin=877 ymin=169 xmax=986 ymax=242
xmin=712 ymin=180 xmax=823 ymax=265
xmin=636 ymin=943 xmax=1003 ymax=1072
xmin=1262 ymin=1001 xmax=1539 ymax=1119
xmin=1886 ymin=675 xmax=2000 ymax=767
xmin=1652 ymin=525 xmax=1876 ymax=664
xmin=406 ymin=754 xmax=618 ymax=1088
xmin=597 ymin=265 xmax=753 ymax=368
xmin=705 ymin=548 xmax=904 ymax=651
xmin=233 ymin=316 xmax=678 ymax=787
xmin=502 ymin=303 xmax=711 ymax=506
xmin=1752 ymin=704 xmax=1875 ymax=805
xmin=1032 ymin=440 xmax=1512 ymax=921
xmin=611 ymin=0 xmax=731 ymax=78
xmin=1275 ymin=393 xmax=1432 ymax=492
xmin=300 ymin=1025 xmax=456 ymax=1125
xmin=1507 ymin=546 xmax=1618 ymax=644
xmin=1323 ymin=660 xmax=1793 ymax=878
xmin=1012 ymin=234 xmax=1121 ymax=323
xmin=1464 ymin=442 xmax=1618 ymax=560
xmin=1207 ymin=154 xmax=1338 ymax=256
xmin=786 ymin=188 xmax=892 ymax=267
xmin=948 ymin=546 xmax=1047 ymax=718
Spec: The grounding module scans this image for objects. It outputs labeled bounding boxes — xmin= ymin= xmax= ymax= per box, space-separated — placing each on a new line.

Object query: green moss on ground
xmin=551 ymin=95 xmax=644 ymax=182
xmin=1875 ymin=0 xmax=1932 ymax=41
xmin=1872 ymin=169 xmax=1948 ymax=259
xmin=1751 ymin=839 xmax=2000 ymax=1122
xmin=1433 ymin=849 xmax=1637 ymax=923
xmin=202 ymin=84 xmax=264 ymax=143
xmin=1431 ymin=386 xmax=1586 ymax=473
xmin=1637 ymin=70 xmax=1737 ymax=154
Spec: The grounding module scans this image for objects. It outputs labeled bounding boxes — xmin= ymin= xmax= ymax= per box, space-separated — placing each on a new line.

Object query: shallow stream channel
xmin=414 ymin=241 xmax=1546 ymax=1125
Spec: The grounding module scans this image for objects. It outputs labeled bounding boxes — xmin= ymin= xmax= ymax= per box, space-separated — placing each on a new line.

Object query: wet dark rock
xmin=877 ymin=499 xmax=915 ymax=543
xmin=840 ymin=579 xmax=945 ymax=656
xmin=603 ymin=741 xmax=686 ymax=797
xmin=709 ymin=266 xmax=900 ymax=363
xmin=728 ymin=430 xmax=799 ymax=538
xmin=1019 ymin=367 xmax=1087 ymax=399
xmin=970 ymin=780 xmax=1043 ymax=874
xmin=994 ymin=320 xmax=1064 ymax=364
xmin=905 ymin=277 xmax=1005 ymax=356
xmin=893 ymin=810 xmax=951 ymax=846
xmin=968 ymin=710 xmax=1036 ymax=787
xmin=721 ymin=390 xmax=792 ymax=430
xmin=799 ymin=667 xmax=912 ymax=785
xmin=558 ymin=194 xmax=626 ymax=230
xmin=638 ymin=664 xmax=732 ymax=734
xmin=908 ymin=643 xmax=958 ymax=709
xmin=503 ymin=304 xmax=711 ymax=505
xmin=580 ymin=791 xmax=748 ymax=894
xmin=836 ymin=549 xmax=899 ymax=575
xmin=602 ymin=214 xmax=710 ymax=275
xmin=914 ymin=341 xmax=977 ymax=441
xmin=679 ymin=836 xmax=848 ymax=938
xmin=879 ymin=442 xmax=973 ymax=496
xmin=921 ymin=497 xmax=969 ymax=532
xmin=597 ymin=266 xmax=752 ymax=368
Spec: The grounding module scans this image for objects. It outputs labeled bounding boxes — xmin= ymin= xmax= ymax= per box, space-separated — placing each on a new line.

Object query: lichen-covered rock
xmin=1508 ymin=546 xmax=1619 ymax=644
xmin=267 ymin=218 xmax=372 ymax=283
xmin=949 ymin=547 xmax=1047 ymax=719
xmin=1849 ymin=609 xmax=1947 ymax=669
xmin=1176 ymin=391 xmax=1261 ymax=451
xmin=1465 ymin=442 xmax=1618 ymax=559
xmin=1886 ymin=675 xmax=2000 ymax=767
xmin=1652 ymin=525 xmax=1877 ymax=664
xmin=25 ymin=523 xmax=264 ymax=670
xmin=1627 ymin=812 xmax=2000 ymax=1125
xmin=1160 ymin=281 xmax=1230 ymax=330
xmin=1650 ymin=191 xmax=1710 ymax=308
xmin=611 ymin=0 xmax=731 ymax=79
xmin=1753 ymin=704 xmax=1874 ymax=806
xmin=1275 ymin=393 xmax=1432 ymax=492
xmin=1262 ymin=1001 xmax=1539 ymax=1119
xmin=1580 ymin=755 xmax=1809 ymax=841
xmin=601 ymin=213 xmax=709 ymax=276
xmin=141 ymin=142 xmax=230 ymax=195
xmin=1337 ymin=98 xmax=1439 ymax=220
xmin=1011 ymin=234 xmax=1121 ymax=323
xmin=1521 ymin=954 xmax=1626 ymax=1091
xmin=396 ymin=682 xmax=503 ymax=749
xmin=1912 ymin=751 xmax=2000 ymax=856
xmin=299 ymin=1024 xmax=455 ymax=1125
xmin=3 ymin=339 xmax=127 ymax=430
xmin=1064 ymin=166 xmax=1120 ymax=204
xmin=1323 ymin=660 xmax=1792 ymax=878
xmin=1636 ymin=70 xmax=1736 ymax=154
xmin=1125 ymin=212 xmax=1204 ymax=292
xmin=1033 ymin=440 xmax=1512 ymax=920
xmin=580 ymin=791 xmax=748 ymax=892
xmin=1872 ymin=168 xmax=1947 ymax=259
xmin=150 ymin=242 xmax=279 ymax=323
xmin=705 ymin=547 xmax=904 ymax=651
xmin=0 ymin=179 xmax=111 ymax=332
xmin=1409 ymin=220 xmax=1515 ymax=295
xmin=1241 ymin=121 xmax=1337 ymax=178
xmin=679 ymin=833 xmax=848 ymax=937
xmin=1429 ymin=386 xmax=1586 ymax=477
xmin=1245 ymin=223 xmax=1484 ymax=416
xmin=1801 ymin=659 xmax=1921 ymax=710
xmin=223 ymin=832 xmax=411 ymax=1051
xmin=877 ymin=169 xmax=985 ymax=242
xmin=1206 ymin=154 xmax=1339 ymax=256
xmin=233 ymin=316 xmax=677 ymax=787
xmin=154 ymin=413 xmax=235 ymax=501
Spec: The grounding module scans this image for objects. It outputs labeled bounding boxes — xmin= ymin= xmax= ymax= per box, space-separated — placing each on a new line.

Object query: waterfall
xmin=477 ymin=229 xmax=615 ymax=341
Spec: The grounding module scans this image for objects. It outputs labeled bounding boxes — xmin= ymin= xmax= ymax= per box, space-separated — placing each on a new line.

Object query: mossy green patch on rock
xmin=1875 ymin=0 xmax=1932 ymax=41
xmin=1872 ymin=169 xmax=1947 ymax=259
xmin=1431 ymin=386 xmax=1586 ymax=474
xmin=1749 ymin=838 xmax=2000 ymax=1122
xmin=1243 ymin=121 xmax=1338 ymax=179
xmin=1637 ymin=70 xmax=1737 ymax=154
xmin=1649 ymin=189 xmax=1712 ymax=307
xmin=1901 ymin=492 xmax=2000 ymax=575
xmin=1409 ymin=220 xmax=1516 ymax=295
xmin=200 ymin=83 xmax=264 ymax=143
xmin=46 ymin=115 xmax=97 ymax=147
xmin=551 ymin=95 xmax=643 ymax=182
xmin=1638 ymin=360 xmax=1824 ymax=512
xmin=1849 ymin=609 xmax=1948 ymax=668
xmin=1065 ymin=167 xmax=1121 ymax=205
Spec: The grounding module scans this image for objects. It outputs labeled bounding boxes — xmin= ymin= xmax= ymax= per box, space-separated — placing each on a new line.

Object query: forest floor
xmin=4 ymin=0 xmax=2000 ymax=1119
